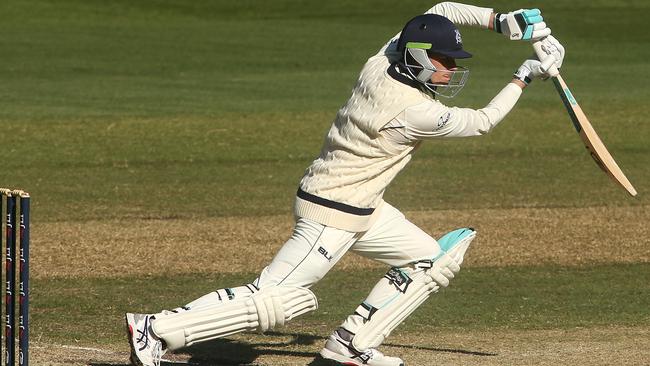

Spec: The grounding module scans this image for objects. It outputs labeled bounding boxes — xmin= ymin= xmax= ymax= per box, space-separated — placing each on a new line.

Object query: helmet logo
xmin=455 ymin=29 xmax=462 ymax=45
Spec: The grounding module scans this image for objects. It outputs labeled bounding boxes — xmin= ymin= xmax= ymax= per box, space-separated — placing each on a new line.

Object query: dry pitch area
xmin=33 ymin=205 xmax=649 ymax=365
xmin=31 ymin=326 xmax=650 ymax=366
xmin=36 ymin=206 xmax=649 ymax=278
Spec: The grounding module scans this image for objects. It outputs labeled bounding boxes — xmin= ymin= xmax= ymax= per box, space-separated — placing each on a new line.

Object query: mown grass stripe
xmin=32 ymin=264 xmax=650 ymax=346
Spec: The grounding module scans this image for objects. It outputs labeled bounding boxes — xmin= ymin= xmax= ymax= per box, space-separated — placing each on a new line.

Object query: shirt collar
xmin=387 ymin=63 xmax=435 ymax=99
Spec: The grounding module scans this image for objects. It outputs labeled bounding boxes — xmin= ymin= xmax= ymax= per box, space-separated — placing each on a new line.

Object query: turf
xmin=32 ymin=264 xmax=650 ymax=346
xmin=32 ymin=264 xmax=650 ymax=345
xmin=1 ymin=0 xmax=648 ymax=222
xmin=0 ymin=0 xmax=648 ymax=364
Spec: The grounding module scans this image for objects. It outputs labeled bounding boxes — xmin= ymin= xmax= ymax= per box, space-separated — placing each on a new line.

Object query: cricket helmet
xmin=396 ymin=14 xmax=471 ymax=98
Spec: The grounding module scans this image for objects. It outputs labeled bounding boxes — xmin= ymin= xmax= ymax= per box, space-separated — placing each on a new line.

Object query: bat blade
xmin=552 ymin=75 xmax=637 ymax=196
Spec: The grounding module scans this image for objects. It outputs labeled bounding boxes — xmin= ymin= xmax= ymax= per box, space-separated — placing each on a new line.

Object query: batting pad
xmin=151 ymin=286 xmax=318 ymax=350
xmin=436 ymin=227 xmax=476 ymax=266
xmin=351 ymin=228 xmax=475 ymax=350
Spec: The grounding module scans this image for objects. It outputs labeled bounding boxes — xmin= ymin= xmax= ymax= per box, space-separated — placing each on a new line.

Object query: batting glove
xmin=536 ymin=35 xmax=565 ymax=70
xmin=494 ymin=9 xmax=551 ymax=41
xmin=513 ymin=57 xmax=548 ymax=85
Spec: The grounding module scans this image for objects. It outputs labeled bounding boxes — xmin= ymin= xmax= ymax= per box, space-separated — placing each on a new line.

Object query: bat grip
xmin=533 ymin=39 xmax=560 ymax=77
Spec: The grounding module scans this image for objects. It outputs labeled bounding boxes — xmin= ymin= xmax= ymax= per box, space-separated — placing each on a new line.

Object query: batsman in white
xmin=126 ymin=2 xmax=564 ymax=365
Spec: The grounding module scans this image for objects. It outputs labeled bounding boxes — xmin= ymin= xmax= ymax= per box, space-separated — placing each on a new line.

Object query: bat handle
xmin=532 ymin=39 xmax=560 ymax=77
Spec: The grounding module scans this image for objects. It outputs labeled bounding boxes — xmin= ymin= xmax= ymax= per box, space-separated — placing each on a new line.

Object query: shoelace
xmin=358 ymin=349 xmax=375 ymax=363
xmin=151 ymin=341 xmax=164 ymax=366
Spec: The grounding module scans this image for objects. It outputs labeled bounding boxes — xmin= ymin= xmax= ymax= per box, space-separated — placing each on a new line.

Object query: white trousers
xmin=252 ymin=203 xmax=443 ymax=336
xmin=255 ymin=203 xmax=441 ymax=289
xmin=171 ymin=202 xmax=447 ymax=350
xmin=154 ymin=200 xmax=453 ymax=355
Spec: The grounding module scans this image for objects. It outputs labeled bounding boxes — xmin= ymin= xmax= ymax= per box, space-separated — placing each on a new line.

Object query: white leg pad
xmin=151 ymin=286 xmax=318 ymax=350
xmin=351 ymin=228 xmax=476 ymax=350
xmin=350 ymin=269 xmax=438 ymax=351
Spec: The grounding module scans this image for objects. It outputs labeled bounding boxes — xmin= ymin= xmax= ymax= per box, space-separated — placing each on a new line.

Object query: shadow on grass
xmin=177 ymin=332 xmax=319 ymax=365
xmin=90 ymin=331 xmax=494 ymax=366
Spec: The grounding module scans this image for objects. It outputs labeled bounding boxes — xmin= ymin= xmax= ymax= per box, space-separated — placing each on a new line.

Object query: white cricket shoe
xmin=320 ymin=329 xmax=404 ymax=366
xmin=125 ymin=313 xmax=166 ymax=366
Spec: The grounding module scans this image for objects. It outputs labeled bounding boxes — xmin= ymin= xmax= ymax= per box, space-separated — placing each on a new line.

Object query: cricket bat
xmin=533 ymin=41 xmax=638 ymax=197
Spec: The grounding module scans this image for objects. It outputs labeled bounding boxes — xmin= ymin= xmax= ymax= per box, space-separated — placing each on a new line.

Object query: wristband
xmin=513 ymin=68 xmax=533 ymax=85
xmin=494 ymin=13 xmax=503 ymax=33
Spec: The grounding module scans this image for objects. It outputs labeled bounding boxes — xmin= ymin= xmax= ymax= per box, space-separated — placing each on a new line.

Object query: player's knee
xmin=437 ymin=227 xmax=476 ymax=265
xmin=415 ymin=227 xmax=476 ymax=287
xmin=253 ymin=266 xmax=322 ymax=290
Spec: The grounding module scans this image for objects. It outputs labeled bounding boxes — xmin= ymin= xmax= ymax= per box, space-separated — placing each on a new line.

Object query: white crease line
xmin=33 ymin=343 xmax=120 ymax=355
xmin=58 ymin=345 xmax=119 ymax=354
xmin=38 ymin=343 xmax=200 ymax=364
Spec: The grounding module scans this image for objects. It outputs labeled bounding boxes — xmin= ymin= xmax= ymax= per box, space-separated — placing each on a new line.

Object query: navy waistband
xmin=297 ymin=188 xmax=375 ymax=216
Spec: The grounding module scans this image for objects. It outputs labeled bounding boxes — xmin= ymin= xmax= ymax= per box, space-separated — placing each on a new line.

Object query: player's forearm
xmin=425 ymin=2 xmax=493 ymax=29
xmin=474 ymin=82 xmax=523 ymax=133
xmin=403 ymin=82 xmax=523 ymax=139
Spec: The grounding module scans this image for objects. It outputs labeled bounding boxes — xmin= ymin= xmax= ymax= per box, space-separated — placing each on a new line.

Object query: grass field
xmin=1 ymin=0 xmax=649 ymax=365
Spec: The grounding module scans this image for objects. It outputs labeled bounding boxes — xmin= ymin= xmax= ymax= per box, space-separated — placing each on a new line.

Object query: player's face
xmin=428 ymin=55 xmax=458 ymax=84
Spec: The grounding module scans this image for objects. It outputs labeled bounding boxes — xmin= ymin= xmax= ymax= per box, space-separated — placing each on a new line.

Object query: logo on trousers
xmin=318 ymin=246 xmax=334 ymax=261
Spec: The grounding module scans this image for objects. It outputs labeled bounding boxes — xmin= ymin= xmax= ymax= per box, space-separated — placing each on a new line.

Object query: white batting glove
xmin=536 ymin=35 xmax=565 ymax=70
xmin=494 ymin=9 xmax=551 ymax=41
xmin=513 ymin=57 xmax=549 ymax=85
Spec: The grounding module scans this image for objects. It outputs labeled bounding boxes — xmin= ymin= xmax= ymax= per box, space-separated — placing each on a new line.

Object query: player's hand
xmin=513 ymin=57 xmax=549 ymax=85
xmin=536 ymin=35 xmax=565 ymax=70
xmin=494 ymin=9 xmax=551 ymax=41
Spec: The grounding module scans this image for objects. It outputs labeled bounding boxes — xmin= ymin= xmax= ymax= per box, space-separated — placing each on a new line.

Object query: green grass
xmin=33 ymin=264 xmax=650 ymax=346
xmin=2 ymin=2 xmax=648 ymax=360
xmin=1 ymin=0 xmax=648 ymax=222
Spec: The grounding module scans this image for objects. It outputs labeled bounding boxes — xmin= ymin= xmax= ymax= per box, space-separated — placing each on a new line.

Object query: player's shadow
xmin=175 ymin=331 xmax=320 ymax=365
xmin=307 ymin=338 xmax=498 ymax=366
xmin=155 ymin=331 xmax=497 ymax=366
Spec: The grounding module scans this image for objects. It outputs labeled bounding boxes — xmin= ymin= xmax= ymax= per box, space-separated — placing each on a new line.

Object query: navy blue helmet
xmin=396 ymin=14 xmax=471 ymax=98
xmin=397 ymin=14 xmax=472 ymax=59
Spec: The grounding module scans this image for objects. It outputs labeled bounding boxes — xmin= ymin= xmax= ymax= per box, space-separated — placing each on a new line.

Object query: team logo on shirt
xmin=455 ymin=29 xmax=462 ymax=45
xmin=435 ymin=111 xmax=451 ymax=131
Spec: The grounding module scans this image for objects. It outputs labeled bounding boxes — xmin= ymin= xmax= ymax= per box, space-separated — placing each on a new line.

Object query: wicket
xmin=0 ymin=189 xmax=29 ymax=366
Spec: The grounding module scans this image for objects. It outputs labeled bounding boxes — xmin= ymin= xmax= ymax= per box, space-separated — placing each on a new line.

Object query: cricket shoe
xmin=125 ymin=313 xmax=167 ymax=366
xmin=320 ymin=329 xmax=404 ymax=366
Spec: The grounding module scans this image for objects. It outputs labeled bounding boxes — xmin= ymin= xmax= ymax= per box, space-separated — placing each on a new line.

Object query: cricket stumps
xmin=1 ymin=189 xmax=30 ymax=366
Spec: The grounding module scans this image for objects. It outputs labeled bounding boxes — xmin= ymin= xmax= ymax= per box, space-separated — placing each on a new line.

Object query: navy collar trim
xmin=387 ymin=63 xmax=435 ymax=100
xmin=387 ymin=63 xmax=421 ymax=90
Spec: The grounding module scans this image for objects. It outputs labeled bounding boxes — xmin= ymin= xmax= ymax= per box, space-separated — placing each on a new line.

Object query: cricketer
xmin=126 ymin=2 xmax=564 ymax=365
